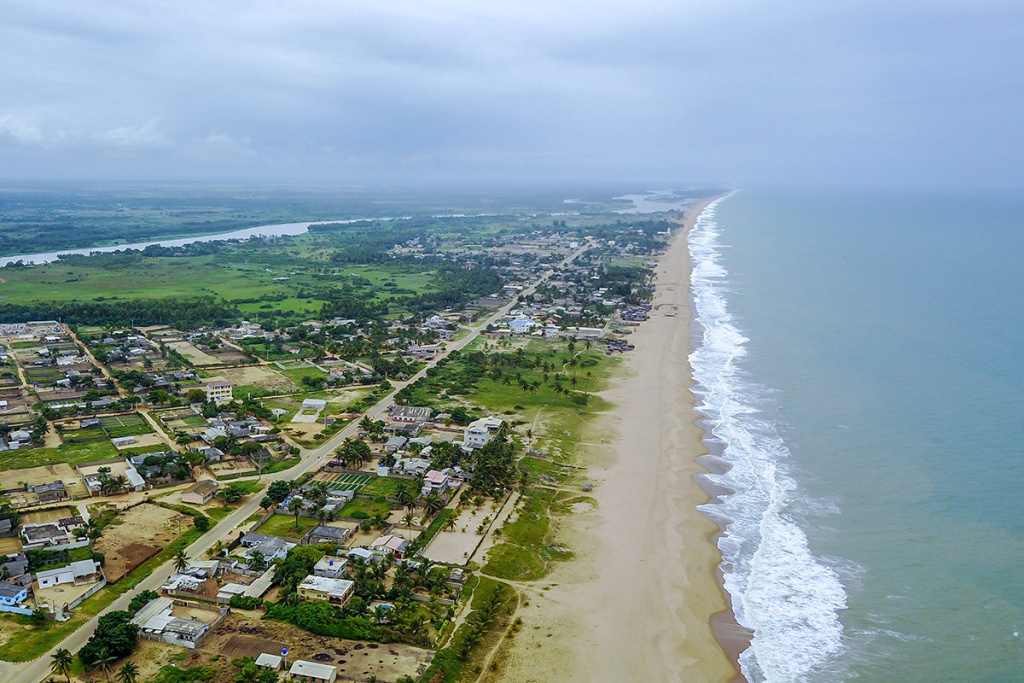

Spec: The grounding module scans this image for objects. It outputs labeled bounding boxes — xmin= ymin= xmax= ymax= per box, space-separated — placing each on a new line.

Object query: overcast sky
xmin=1 ymin=0 xmax=1021 ymax=186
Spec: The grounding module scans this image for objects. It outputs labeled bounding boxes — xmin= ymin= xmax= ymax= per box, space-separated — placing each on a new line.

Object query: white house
xmin=297 ymin=575 xmax=355 ymax=607
xmin=36 ymin=560 xmax=103 ymax=589
xmin=422 ymin=469 xmax=450 ymax=496
xmin=288 ymin=660 xmax=337 ymax=683
xmin=463 ymin=417 xmax=503 ymax=450
xmin=508 ymin=318 xmax=538 ymax=335
xmin=313 ymin=555 xmax=348 ymax=579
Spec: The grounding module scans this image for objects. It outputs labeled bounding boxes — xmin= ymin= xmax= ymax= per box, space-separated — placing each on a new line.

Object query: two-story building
xmin=296 ymin=575 xmax=355 ymax=608
xmin=463 ymin=417 xmax=503 ymax=450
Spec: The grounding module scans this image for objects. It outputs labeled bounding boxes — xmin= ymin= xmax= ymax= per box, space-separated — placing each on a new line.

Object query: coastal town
xmin=0 ymin=212 xmax=681 ymax=683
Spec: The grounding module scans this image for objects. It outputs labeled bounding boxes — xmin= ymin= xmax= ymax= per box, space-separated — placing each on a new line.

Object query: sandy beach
xmin=494 ymin=198 xmax=740 ymax=682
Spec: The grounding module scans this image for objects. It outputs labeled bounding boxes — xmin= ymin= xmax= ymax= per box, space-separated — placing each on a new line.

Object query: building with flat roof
xmin=206 ymin=381 xmax=233 ymax=403
xmin=312 ymin=555 xmax=348 ymax=579
xmin=297 ymin=574 xmax=355 ymax=608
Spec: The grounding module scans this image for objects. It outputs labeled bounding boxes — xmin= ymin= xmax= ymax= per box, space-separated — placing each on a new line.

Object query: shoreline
xmin=496 ymin=197 xmax=742 ymax=682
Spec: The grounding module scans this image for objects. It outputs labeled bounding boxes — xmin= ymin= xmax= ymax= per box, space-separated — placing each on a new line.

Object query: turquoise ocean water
xmin=688 ymin=190 xmax=1024 ymax=682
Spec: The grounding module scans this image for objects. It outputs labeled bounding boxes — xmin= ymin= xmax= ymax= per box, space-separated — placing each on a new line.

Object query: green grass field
xmin=338 ymin=497 xmax=394 ymax=519
xmin=8 ymin=439 xmax=120 ymax=469
xmin=360 ymin=476 xmax=403 ymax=498
xmin=256 ymin=514 xmax=318 ymax=539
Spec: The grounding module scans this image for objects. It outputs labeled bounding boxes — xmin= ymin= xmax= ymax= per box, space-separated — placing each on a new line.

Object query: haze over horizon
xmin=2 ymin=0 xmax=1021 ymax=188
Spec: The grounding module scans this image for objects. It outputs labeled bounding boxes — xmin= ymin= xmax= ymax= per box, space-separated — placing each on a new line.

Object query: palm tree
xmin=423 ymin=493 xmax=445 ymax=518
xmin=173 ymin=548 xmax=189 ymax=572
xmin=50 ymin=648 xmax=72 ymax=683
xmin=95 ymin=649 xmax=116 ymax=683
xmin=402 ymin=512 xmax=415 ymax=530
xmin=288 ymin=496 xmax=303 ymax=529
xmin=206 ymin=540 xmax=224 ymax=558
xmin=117 ymin=661 xmax=139 ymax=683
xmin=246 ymin=549 xmax=266 ymax=571
xmin=443 ymin=515 xmax=458 ymax=532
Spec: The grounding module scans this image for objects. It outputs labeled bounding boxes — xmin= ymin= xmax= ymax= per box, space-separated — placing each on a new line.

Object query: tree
xmin=219 ymin=482 xmax=249 ymax=503
xmin=95 ymin=650 xmax=116 ymax=683
xmin=173 ymin=548 xmax=189 ymax=573
xmin=423 ymin=492 xmax=445 ymax=518
xmin=288 ymin=496 xmax=303 ymax=529
xmin=266 ymin=480 xmax=292 ymax=504
xmin=186 ymin=388 xmax=207 ymax=404
xmin=117 ymin=661 xmax=139 ymax=683
xmin=247 ymin=549 xmax=266 ymax=571
xmin=50 ymin=648 xmax=73 ymax=683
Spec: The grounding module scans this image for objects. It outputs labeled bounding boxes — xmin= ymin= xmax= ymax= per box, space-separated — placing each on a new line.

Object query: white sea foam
xmin=688 ymin=198 xmax=848 ymax=683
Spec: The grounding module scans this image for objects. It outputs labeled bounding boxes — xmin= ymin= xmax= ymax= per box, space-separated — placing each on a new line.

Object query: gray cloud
xmin=0 ymin=0 xmax=1021 ymax=186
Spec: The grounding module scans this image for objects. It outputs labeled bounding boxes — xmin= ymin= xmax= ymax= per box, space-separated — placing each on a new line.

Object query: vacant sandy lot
xmin=202 ymin=613 xmax=434 ymax=682
xmin=207 ymin=365 xmax=297 ymax=392
xmin=93 ymin=504 xmax=191 ymax=582
xmin=0 ymin=463 xmax=84 ymax=495
xmin=113 ymin=432 xmax=167 ymax=450
xmin=166 ymin=341 xmax=220 ymax=366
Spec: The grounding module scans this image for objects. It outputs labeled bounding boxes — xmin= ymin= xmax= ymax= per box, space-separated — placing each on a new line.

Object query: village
xmin=0 ymin=218 xmax=672 ymax=683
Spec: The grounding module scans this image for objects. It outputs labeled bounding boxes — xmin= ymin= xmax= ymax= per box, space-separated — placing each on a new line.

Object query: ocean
xmin=688 ymin=189 xmax=1024 ymax=683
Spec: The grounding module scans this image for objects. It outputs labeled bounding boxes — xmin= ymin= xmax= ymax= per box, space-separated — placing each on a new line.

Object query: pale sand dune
xmin=495 ymin=199 xmax=738 ymax=683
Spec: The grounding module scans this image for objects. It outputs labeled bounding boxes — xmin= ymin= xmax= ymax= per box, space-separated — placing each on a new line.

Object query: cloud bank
xmin=1 ymin=0 xmax=1021 ymax=186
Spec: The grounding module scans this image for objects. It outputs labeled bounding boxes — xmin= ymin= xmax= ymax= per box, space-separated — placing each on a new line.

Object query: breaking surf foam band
xmin=688 ymin=197 xmax=848 ymax=683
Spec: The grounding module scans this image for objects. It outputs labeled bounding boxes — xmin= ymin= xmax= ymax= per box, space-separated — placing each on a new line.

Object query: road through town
xmin=1 ymin=241 xmax=590 ymax=683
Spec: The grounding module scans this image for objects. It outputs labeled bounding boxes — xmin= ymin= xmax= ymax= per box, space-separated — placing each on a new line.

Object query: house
xmin=301 ymin=398 xmax=327 ymax=411
xmin=36 ymin=560 xmax=103 ymax=589
xmin=133 ymin=597 xmax=213 ymax=649
xmin=389 ymin=406 xmax=432 ymax=425
xmin=205 ymin=381 xmax=233 ymax=403
xmin=508 ymin=318 xmax=538 ymax=335
xmin=394 ymin=457 xmax=431 ymax=476
xmin=463 ymin=417 xmax=503 ymax=450
xmin=304 ymin=525 xmax=351 ymax=548
xmin=313 ymin=555 xmax=348 ymax=579
xmin=0 ymin=581 xmax=29 ymax=608
xmin=28 ymin=481 xmax=68 ymax=504
xmin=256 ymin=653 xmax=283 ymax=672
xmin=111 ymin=436 xmax=136 ymax=447
xmin=384 ymin=436 xmax=408 ymax=454
xmin=422 ymin=470 xmax=450 ymax=496
xmin=239 ymin=533 xmax=295 ymax=565
xmin=21 ymin=522 xmax=70 ymax=549
xmin=0 ymin=554 xmax=29 ymax=582
xmin=181 ymin=480 xmax=220 ymax=505
xmin=288 ymin=660 xmax=337 ymax=683
xmin=346 ymin=547 xmax=384 ymax=563
xmin=369 ymin=534 xmax=410 ymax=559
xmin=297 ymin=575 xmax=355 ymax=608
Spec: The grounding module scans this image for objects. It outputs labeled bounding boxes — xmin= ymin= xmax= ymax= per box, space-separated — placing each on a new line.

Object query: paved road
xmin=2 ymin=241 xmax=589 ymax=683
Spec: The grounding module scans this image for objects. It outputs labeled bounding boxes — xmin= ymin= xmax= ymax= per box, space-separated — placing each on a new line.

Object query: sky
xmin=1 ymin=0 xmax=1022 ymax=187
